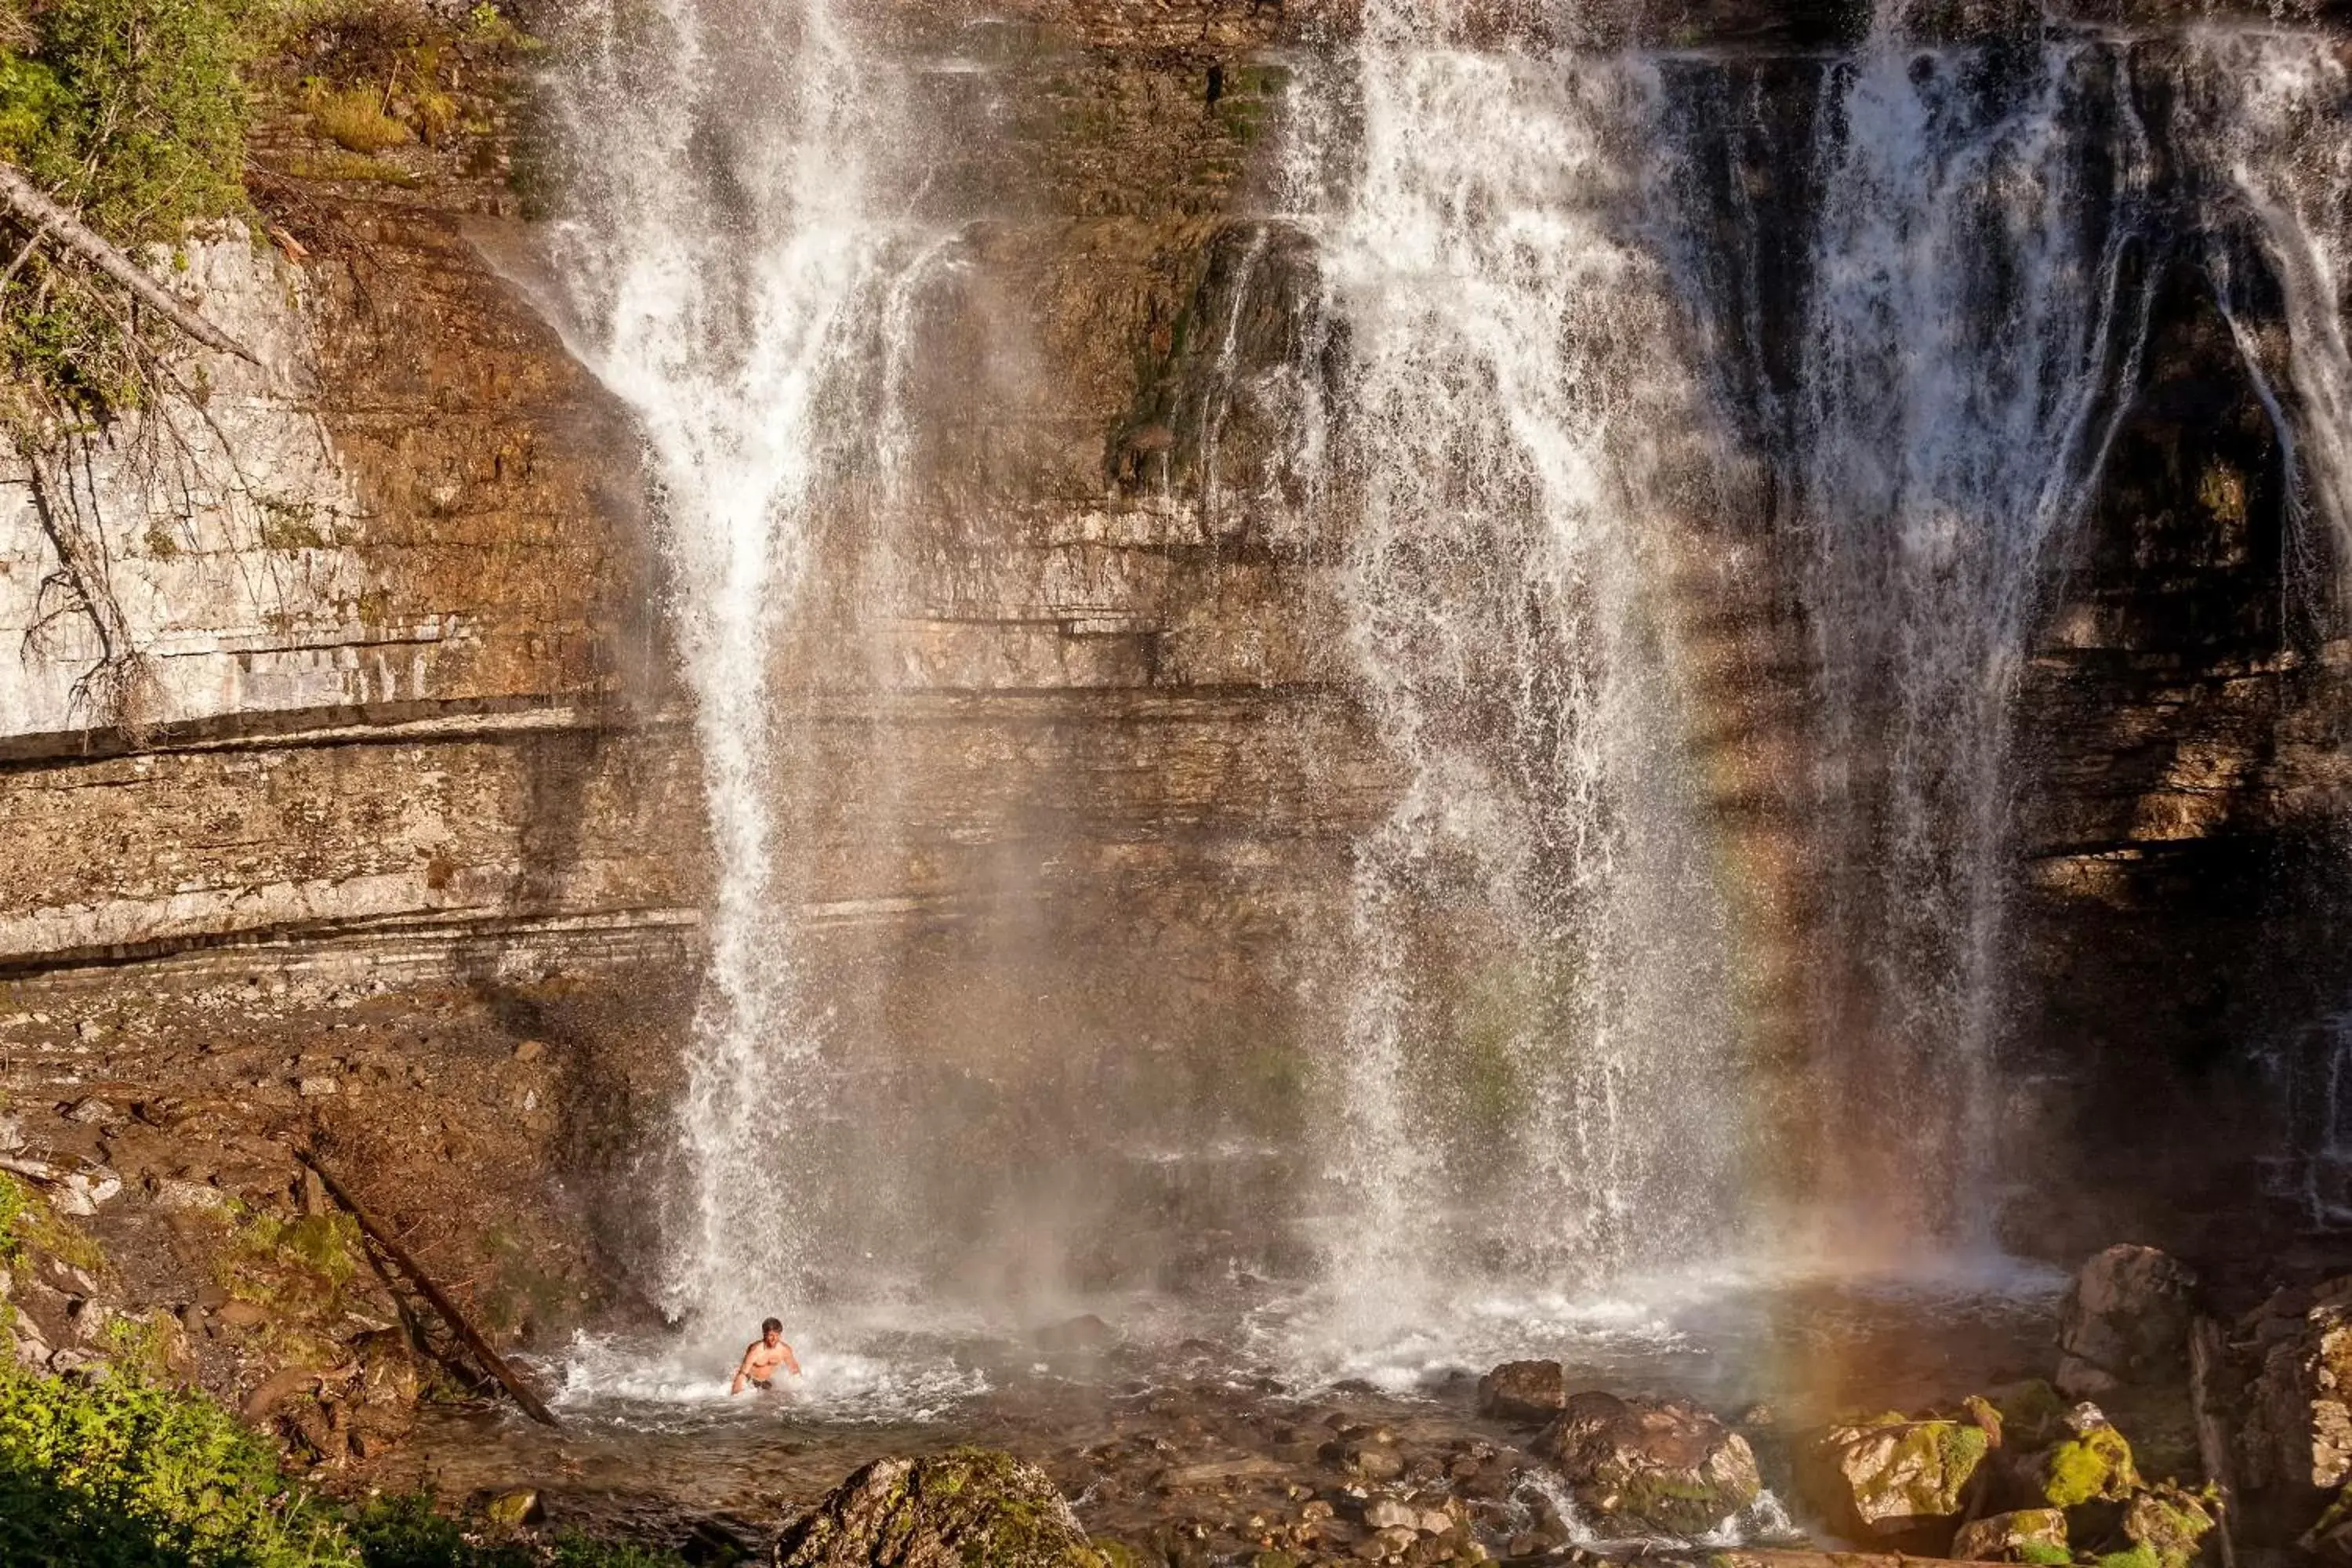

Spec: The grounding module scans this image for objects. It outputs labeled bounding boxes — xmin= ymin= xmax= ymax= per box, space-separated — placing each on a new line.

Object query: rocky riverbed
xmin=5 ymin=1047 xmax=2351 ymax=1568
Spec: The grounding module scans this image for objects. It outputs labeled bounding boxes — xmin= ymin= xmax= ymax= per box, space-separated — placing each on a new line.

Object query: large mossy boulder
xmin=2056 ymin=1246 xmax=2198 ymax=1399
xmin=2034 ymin=1408 xmax=2141 ymax=1509
xmin=1952 ymin=1507 xmax=2069 ymax=1563
xmin=1533 ymin=1391 xmax=1761 ymax=1538
xmin=773 ymin=1448 xmax=1107 ymax=1568
xmin=1809 ymin=1413 xmax=1994 ymax=1537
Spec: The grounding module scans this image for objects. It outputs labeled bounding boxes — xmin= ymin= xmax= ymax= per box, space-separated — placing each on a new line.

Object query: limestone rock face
xmin=2056 ymin=1245 xmax=2198 ymax=1397
xmin=1809 ymin=1415 xmax=1992 ymax=1537
xmin=1952 ymin=1507 xmax=2068 ymax=1563
xmin=772 ymin=1449 xmax=1107 ymax=1568
xmin=1478 ymin=1359 xmax=1567 ymax=1425
xmin=1533 ymin=1392 xmax=1761 ymax=1539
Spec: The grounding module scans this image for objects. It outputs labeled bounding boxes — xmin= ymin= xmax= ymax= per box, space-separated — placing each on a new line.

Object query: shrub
xmin=0 ymin=1363 xmax=356 ymax=1566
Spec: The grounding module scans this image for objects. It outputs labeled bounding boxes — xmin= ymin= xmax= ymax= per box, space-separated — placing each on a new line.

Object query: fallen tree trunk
xmin=0 ymin=161 xmax=260 ymax=365
xmin=299 ymin=1152 xmax=561 ymax=1428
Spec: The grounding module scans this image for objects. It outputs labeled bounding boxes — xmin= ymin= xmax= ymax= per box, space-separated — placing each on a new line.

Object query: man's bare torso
xmin=740 ymin=1340 xmax=792 ymax=1383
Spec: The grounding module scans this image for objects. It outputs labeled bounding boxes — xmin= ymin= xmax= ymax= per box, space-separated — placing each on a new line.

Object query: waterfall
xmin=2180 ymin=31 xmax=2352 ymax=568
xmin=1791 ymin=34 xmax=2151 ymax=1245
xmin=2176 ymin=29 xmax=2352 ymax=1225
xmin=536 ymin=0 xmax=914 ymax=1331
xmin=1310 ymin=4 xmax=1742 ymax=1332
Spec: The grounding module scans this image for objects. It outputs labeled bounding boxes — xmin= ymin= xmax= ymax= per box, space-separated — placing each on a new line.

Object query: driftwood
xmin=0 ymin=161 xmax=260 ymax=365
xmin=299 ymin=1152 xmax=561 ymax=1428
xmin=2189 ymin=1315 xmax=2240 ymax=1568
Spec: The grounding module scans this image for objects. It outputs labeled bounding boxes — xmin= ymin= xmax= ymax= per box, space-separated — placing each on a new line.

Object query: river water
xmin=379 ymin=1264 xmax=2059 ymax=1552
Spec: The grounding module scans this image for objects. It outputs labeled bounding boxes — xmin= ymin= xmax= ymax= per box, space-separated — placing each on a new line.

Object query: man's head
xmin=761 ymin=1317 xmax=782 ymax=1345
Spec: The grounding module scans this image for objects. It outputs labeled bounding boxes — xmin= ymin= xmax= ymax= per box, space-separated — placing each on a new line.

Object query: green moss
xmin=2042 ymin=1425 xmax=2138 ymax=1510
xmin=1936 ymin=1421 xmax=1991 ymax=1480
xmin=2019 ymin=1545 xmax=2074 ymax=1566
xmin=2095 ymin=1546 xmax=2161 ymax=1568
xmin=2123 ymin=1483 xmax=2218 ymax=1568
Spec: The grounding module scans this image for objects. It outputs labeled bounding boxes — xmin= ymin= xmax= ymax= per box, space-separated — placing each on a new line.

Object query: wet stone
xmin=1477 ymin=1360 xmax=1566 ymax=1425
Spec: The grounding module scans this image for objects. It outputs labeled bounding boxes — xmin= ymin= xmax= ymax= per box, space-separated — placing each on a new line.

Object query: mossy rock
xmin=1537 ymin=1392 xmax=1761 ymax=1539
xmin=1813 ymin=1417 xmax=1991 ymax=1536
xmin=2121 ymin=1483 xmax=2216 ymax=1568
xmin=774 ymin=1447 xmax=1108 ymax=1568
xmin=2038 ymin=1423 xmax=2140 ymax=1510
xmin=1953 ymin=1507 xmax=2067 ymax=1563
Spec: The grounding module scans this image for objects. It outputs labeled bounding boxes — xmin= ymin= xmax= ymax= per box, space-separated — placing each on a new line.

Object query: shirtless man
xmin=729 ymin=1317 xmax=802 ymax=1394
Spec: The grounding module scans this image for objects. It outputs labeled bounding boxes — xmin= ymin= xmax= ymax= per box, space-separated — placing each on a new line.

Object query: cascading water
xmin=1790 ymin=31 xmax=2151 ymax=1246
xmin=536 ymin=0 xmax=914 ymax=1334
xmin=1306 ymin=2 xmax=1744 ymax=1337
xmin=2174 ymin=29 xmax=2352 ymax=1225
xmin=2179 ymin=31 xmax=2352 ymax=567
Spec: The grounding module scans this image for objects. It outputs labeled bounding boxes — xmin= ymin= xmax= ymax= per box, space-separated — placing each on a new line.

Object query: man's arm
xmin=782 ymin=1341 xmax=803 ymax=1376
xmin=728 ymin=1343 xmax=756 ymax=1395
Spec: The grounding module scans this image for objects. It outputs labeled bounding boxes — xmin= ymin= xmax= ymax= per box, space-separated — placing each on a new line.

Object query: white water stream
xmin=536 ymin=0 xmax=916 ymax=1335
xmin=1307 ymin=4 xmax=1743 ymax=1338
xmin=1791 ymin=32 xmax=2152 ymax=1243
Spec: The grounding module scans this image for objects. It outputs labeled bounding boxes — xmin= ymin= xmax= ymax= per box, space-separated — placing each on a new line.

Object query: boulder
xmin=347 ymin=1329 xmax=420 ymax=1457
xmin=1533 ymin=1392 xmax=1761 ymax=1538
xmin=773 ymin=1449 xmax=1107 ymax=1568
xmin=1031 ymin=1314 xmax=1116 ymax=1357
xmin=484 ymin=1488 xmax=542 ymax=1529
xmin=2241 ymin=1294 xmax=2352 ymax=1492
xmin=1478 ymin=1359 xmax=1566 ymax=1424
xmin=2034 ymin=1405 xmax=2140 ymax=1509
xmin=1951 ymin=1507 xmax=2068 ymax=1563
xmin=2056 ymin=1246 xmax=2198 ymax=1397
xmin=2122 ymin=1483 xmax=2216 ymax=1568
xmin=1809 ymin=1414 xmax=1993 ymax=1536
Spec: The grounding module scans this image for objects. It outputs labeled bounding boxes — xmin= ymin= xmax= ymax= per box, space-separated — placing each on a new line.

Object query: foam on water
xmin=544 ymin=1330 xmax=990 ymax=1426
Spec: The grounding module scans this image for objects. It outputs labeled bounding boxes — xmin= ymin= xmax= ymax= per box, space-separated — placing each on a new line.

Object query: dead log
xmin=0 ymin=161 xmax=260 ymax=365
xmin=299 ymin=1152 xmax=561 ymax=1428
xmin=2189 ymin=1315 xmax=2240 ymax=1568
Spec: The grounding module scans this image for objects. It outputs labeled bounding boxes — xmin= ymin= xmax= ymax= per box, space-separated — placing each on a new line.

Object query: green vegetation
xmin=1934 ymin=1419 xmax=1991 ymax=1484
xmin=0 ymin=1362 xmax=351 ymax=1566
xmin=0 ymin=1363 xmax=691 ymax=1566
xmin=0 ymin=0 xmax=267 ymax=416
xmin=0 ymin=0 xmax=534 ymax=419
xmin=0 ymin=1170 xmax=107 ymax=1278
xmin=304 ymin=79 xmax=412 ymax=151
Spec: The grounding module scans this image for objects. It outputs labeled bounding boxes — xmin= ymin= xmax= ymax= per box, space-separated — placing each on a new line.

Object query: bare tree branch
xmin=0 ymin=160 xmax=260 ymax=365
